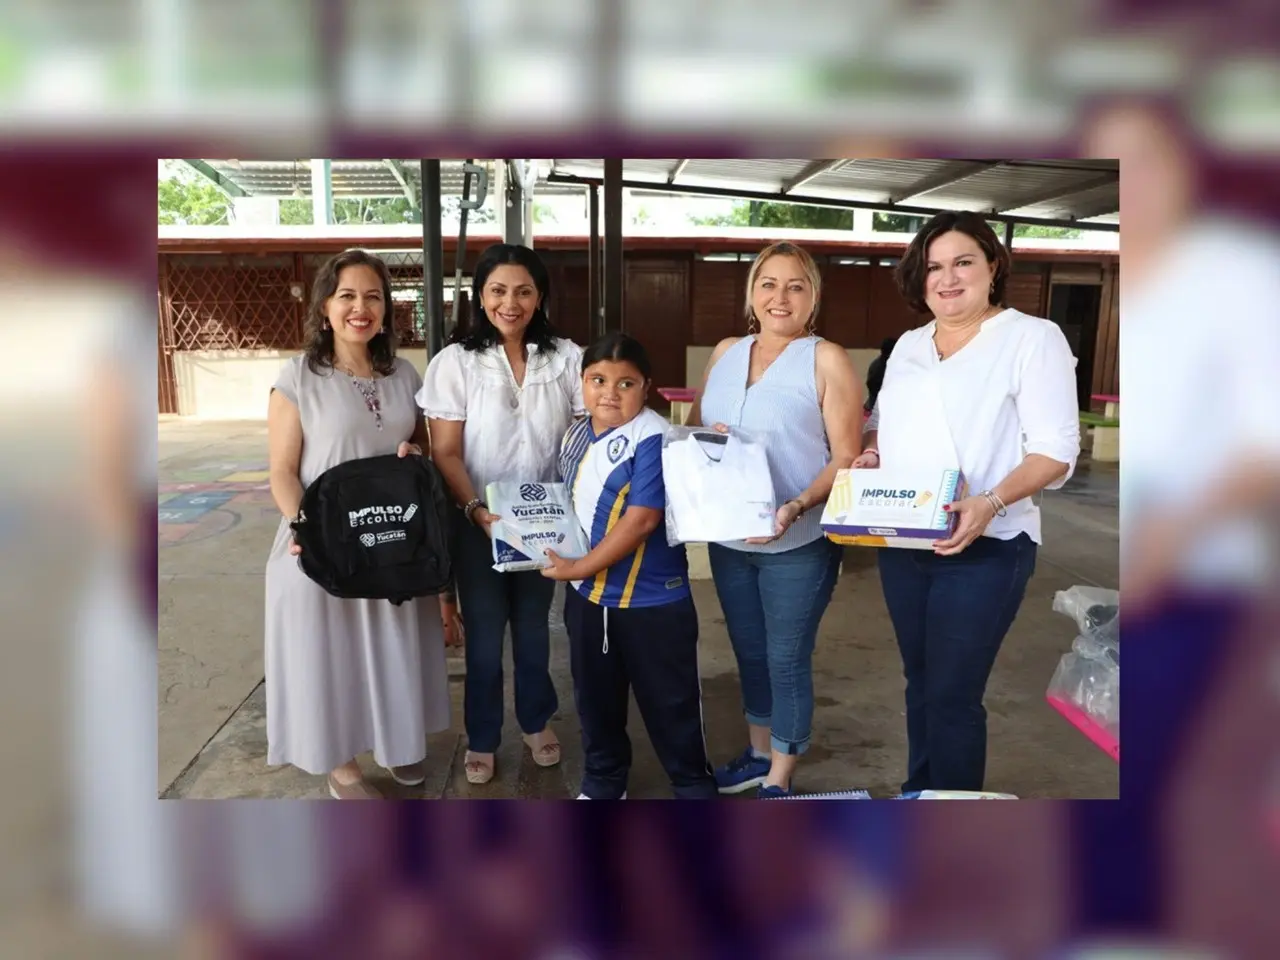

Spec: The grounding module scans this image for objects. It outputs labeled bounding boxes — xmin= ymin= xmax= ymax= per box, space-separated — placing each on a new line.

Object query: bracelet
xmin=860 ymin=448 xmax=879 ymax=461
xmin=787 ymin=498 xmax=807 ymax=515
xmin=979 ymin=490 xmax=1008 ymax=517
xmin=462 ymin=498 xmax=485 ymax=523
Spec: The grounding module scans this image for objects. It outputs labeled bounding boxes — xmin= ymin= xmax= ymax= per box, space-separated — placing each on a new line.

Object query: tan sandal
xmin=385 ymin=760 xmax=426 ymax=787
xmin=327 ymin=774 xmax=383 ymax=800
xmin=464 ymin=751 xmax=495 ymax=784
xmin=522 ymin=730 xmax=561 ymax=768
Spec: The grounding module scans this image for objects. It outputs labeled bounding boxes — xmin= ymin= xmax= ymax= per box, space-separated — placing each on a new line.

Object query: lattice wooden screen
xmin=164 ymin=253 xmax=303 ymax=350
xmin=161 ymin=250 xmax=445 ymax=355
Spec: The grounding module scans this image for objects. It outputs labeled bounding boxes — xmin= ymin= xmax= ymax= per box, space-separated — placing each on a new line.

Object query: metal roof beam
xmin=889 ymin=160 xmax=1003 ymax=203
xmin=668 ymin=159 xmax=690 ymax=184
xmin=995 ymin=171 xmax=1119 ymax=214
xmin=1056 ymin=195 xmax=1121 ymax=222
xmin=781 ymin=159 xmax=847 ymax=194
xmin=182 ymin=160 xmax=248 ymax=198
xmin=542 ymin=172 xmax=1118 ymax=232
xmin=383 ymin=159 xmax=419 ymax=207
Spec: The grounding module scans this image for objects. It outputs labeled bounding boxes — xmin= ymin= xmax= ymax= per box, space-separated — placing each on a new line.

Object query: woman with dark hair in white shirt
xmin=860 ymin=211 xmax=1080 ymax=794
xmin=420 ymin=243 xmax=585 ymax=786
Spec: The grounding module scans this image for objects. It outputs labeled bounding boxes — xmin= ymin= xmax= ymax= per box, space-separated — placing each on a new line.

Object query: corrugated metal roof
xmin=203 ymin=159 xmax=489 ymax=199
xmin=544 ymin=157 xmax=1118 ymax=222
xmin=191 ymin=158 xmax=1118 ymax=223
xmin=199 ymin=159 xmax=583 ymax=200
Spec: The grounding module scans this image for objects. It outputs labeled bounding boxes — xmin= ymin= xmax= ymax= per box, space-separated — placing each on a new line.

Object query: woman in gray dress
xmin=265 ymin=249 xmax=455 ymax=799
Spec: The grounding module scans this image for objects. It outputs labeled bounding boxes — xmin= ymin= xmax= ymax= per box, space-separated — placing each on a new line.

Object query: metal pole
xmin=421 ymin=160 xmax=444 ymax=357
xmin=1004 ymin=219 xmax=1015 ymax=250
xmin=451 ymin=160 xmax=474 ymax=341
xmin=310 ymin=159 xmax=333 ymax=225
xmin=603 ymin=159 xmax=623 ymax=333
xmin=500 ymin=160 xmax=526 ymax=246
xmin=588 ymin=185 xmax=600 ymax=341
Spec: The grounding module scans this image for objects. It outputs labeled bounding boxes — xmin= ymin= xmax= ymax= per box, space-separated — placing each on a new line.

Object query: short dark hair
xmin=893 ymin=211 xmax=1011 ymax=315
xmin=304 ymin=249 xmax=397 ymax=376
xmin=582 ymin=331 xmax=652 ymax=381
xmin=451 ymin=243 xmax=559 ymax=353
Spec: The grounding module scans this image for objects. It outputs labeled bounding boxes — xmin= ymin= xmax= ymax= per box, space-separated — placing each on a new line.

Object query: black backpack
xmin=290 ymin=453 xmax=453 ymax=605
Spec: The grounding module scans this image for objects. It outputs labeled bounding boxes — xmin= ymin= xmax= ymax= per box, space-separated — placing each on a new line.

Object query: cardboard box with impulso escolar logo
xmin=820 ymin=466 xmax=966 ymax=550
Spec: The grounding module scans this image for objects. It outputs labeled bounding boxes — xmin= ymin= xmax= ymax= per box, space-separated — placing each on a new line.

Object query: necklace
xmin=935 ymin=308 xmax=997 ymax=361
xmin=337 ymin=362 xmax=383 ymax=430
xmin=749 ymin=336 xmax=792 ymax=385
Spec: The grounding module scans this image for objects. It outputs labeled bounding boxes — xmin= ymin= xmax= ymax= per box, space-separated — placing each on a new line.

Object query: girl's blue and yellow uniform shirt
xmin=558 ymin=407 xmax=690 ymax=608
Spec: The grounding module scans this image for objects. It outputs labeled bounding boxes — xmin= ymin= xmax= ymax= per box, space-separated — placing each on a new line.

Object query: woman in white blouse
xmin=419 ymin=244 xmax=585 ymax=785
xmin=859 ymin=212 xmax=1080 ymax=794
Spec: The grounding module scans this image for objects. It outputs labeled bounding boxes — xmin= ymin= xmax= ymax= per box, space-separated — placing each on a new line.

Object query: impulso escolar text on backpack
xmin=290 ymin=453 xmax=453 ymax=604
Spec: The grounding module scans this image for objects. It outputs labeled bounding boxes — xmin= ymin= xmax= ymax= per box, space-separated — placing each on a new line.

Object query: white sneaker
xmin=576 ymin=792 xmax=627 ymax=799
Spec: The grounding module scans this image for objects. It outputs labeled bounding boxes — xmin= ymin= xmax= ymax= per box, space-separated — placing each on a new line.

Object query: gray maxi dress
xmin=264 ymin=355 xmax=450 ymax=774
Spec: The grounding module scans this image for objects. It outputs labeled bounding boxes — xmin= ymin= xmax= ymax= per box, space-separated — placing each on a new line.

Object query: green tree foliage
xmin=161 ymin=157 xmax=498 ymax=227
xmin=985 ymin=219 xmax=1082 ymax=240
xmin=1010 ymin=223 xmax=1082 ymax=239
xmin=876 ymin=214 xmax=1081 ymax=239
xmin=533 ymin=201 xmax=557 ymax=225
xmin=691 ymin=201 xmax=853 ymax=230
xmin=157 ymin=163 xmax=231 ymax=225
xmin=332 ymin=198 xmax=419 ymax=224
xmin=283 ymin=195 xmax=497 ymax=226
xmin=873 ymin=212 xmax=926 ymax=233
xmin=279 ymin=198 xmax=312 ymax=225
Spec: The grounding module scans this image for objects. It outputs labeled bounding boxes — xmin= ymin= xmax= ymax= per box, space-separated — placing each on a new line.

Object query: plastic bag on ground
xmin=1047 ymin=649 xmax=1120 ymax=741
xmin=1053 ymin=585 xmax=1120 ymax=638
xmin=1047 ymin=583 xmax=1120 ymax=758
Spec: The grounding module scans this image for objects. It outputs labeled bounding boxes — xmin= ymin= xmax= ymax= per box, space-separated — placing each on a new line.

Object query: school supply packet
xmin=821 ymin=465 xmax=966 ymax=550
xmin=486 ymin=481 xmax=591 ymax=572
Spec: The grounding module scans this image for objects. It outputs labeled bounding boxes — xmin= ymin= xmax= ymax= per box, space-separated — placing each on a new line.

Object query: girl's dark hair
xmin=582 ymin=332 xmax=652 ymax=381
xmin=303 ymin=248 xmax=397 ymax=376
xmin=893 ymin=211 xmax=1011 ymax=315
xmin=450 ymin=243 xmax=559 ymax=353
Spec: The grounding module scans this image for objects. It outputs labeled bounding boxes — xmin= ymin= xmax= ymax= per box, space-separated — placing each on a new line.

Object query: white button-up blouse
xmin=417 ymin=338 xmax=585 ymax=494
xmin=869 ymin=308 xmax=1081 ymax=544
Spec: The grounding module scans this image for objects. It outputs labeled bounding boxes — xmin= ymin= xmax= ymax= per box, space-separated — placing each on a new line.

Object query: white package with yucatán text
xmin=486 ymin=481 xmax=591 ymax=572
xmin=661 ymin=426 xmax=776 ymax=545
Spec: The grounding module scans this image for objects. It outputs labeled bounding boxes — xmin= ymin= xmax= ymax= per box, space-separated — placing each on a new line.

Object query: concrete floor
xmin=159 ymin=418 xmax=1118 ymax=800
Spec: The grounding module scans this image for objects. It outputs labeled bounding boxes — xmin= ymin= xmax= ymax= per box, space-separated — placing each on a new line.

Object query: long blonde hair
xmin=743 ymin=240 xmax=823 ymax=333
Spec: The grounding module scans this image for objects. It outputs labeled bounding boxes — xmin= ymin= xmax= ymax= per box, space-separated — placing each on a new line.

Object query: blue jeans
xmin=453 ymin=516 xmax=558 ymax=753
xmin=707 ymin=536 xmax=842 ymax=756
xmin=877 ymin=533 xmax=1037 ymax=792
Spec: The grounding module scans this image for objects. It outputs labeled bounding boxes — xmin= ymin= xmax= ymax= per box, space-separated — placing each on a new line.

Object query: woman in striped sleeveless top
xmin=688 ymin=241 xmax=864 ymax=798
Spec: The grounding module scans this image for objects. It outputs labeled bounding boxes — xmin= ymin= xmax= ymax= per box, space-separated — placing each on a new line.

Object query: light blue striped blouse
xmin=699 ymin=335 xmax=830 ymax=554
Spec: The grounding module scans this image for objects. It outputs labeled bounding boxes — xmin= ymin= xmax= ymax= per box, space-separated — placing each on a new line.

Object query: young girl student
xmin=541 ymin=332 xmax=717 ymax=800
